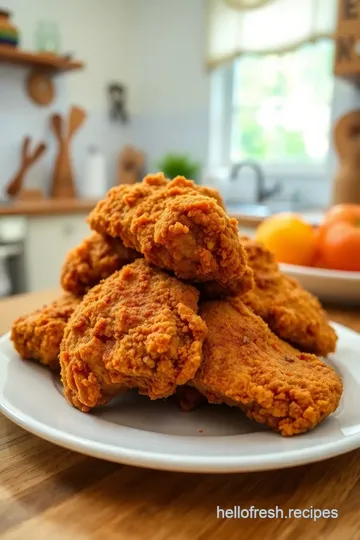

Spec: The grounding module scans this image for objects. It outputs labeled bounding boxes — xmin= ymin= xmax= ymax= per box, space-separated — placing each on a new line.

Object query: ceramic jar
xmin=0 ymin=10 xmax=19 ymax=47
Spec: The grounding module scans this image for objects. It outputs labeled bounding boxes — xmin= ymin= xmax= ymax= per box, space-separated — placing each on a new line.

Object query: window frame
xmin=208 ymin=46 xmax=334 ymax=182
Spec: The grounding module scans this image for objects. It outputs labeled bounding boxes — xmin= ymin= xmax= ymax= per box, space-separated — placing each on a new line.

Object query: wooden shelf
xmin=0 ymin=46 xmax=84 ymax=72
xmin=0 ymin=198 xmax=97 ymax=217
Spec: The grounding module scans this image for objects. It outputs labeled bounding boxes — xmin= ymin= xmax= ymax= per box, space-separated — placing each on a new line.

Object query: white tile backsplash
xmin=130 ymin=108 xmax=209 ymax=173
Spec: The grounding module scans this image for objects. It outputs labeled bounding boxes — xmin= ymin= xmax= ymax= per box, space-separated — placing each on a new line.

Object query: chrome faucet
xmin=230 ymin=161 xmax=281 ymax=203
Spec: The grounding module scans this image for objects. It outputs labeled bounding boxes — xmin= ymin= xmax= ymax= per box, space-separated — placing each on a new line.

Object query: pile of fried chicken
xmin=11 ymin=173 xmax=343 ymax=436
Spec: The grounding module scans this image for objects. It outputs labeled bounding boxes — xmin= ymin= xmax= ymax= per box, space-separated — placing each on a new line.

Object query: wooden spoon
xmin=67 ymin=106 xmax=86 ymax=140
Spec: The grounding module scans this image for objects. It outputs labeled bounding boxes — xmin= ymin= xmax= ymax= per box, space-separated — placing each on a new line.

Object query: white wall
xmin=1 ymin=0 xmax=210 ymax=193
xmin=128 ymin=0 xmax=210 ymax=171
xmin=0 ymin=0 xmax=133 ymax=196
xmin=130 ymin=0 xmax=208 ymax=116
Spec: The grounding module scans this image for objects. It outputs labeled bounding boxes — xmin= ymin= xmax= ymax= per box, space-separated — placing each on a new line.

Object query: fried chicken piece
xmin=61 ymin=183 xmax=226 ymax=296
xmin=88 ymin=173 xmax=248 ymax=286
xmin=196 ymin=185 xmax=225 ymax=209
xmin=198 ymin=266 xmax=254 ymax=299
xmin=240 ymin=237 xmax=337 ymax=356
xmin=61 ymin=232 xmax=139 ymax=296
xmin=60 ymin=259 xmax=207 ymax=412
xmin=192 ymin=298 xmax=343 ymax=436
xmin=11 ymin=294 xmax=81 ymax=369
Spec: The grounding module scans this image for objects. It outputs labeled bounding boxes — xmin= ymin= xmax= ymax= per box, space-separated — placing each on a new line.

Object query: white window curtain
xmin=207 ymin=0 xmax=337 ymax=69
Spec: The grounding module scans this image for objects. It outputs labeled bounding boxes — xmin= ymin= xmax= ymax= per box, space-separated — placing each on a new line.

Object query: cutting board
xmin=333 ymin=109 xmax=360 ymax=204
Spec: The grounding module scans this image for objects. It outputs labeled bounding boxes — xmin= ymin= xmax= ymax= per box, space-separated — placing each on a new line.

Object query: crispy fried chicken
xmin=192 ymin=298 xmax=343 ymax=436
xmin=60 ymin=259 xmax=207 ymax=412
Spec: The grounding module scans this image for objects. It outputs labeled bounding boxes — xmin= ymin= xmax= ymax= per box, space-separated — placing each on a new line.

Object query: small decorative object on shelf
xmin=50 ymin=106 xmax=87 ymax=199
xmin=0 ymin=9 xmax=19 ymax=47
xmin=117 ymin=146 xmax=145 ymax=185
xmin=6 ymin=136 xmax=47 ymax=199
xmin=108 ymin=83 xmax=128 ymax=122
xmin=34 ymin=20 xmax=61 ymax=54
xmin=333 ymin=110 xmax=360 ymax=205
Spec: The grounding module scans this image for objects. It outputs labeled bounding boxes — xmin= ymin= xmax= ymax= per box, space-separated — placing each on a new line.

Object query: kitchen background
xmin=0 ymin=0 xmax=359 ymax=297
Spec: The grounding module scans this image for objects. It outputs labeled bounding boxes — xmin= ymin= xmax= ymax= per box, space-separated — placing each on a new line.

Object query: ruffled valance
xmin=207 ymin=0 xmax=337 ymax=69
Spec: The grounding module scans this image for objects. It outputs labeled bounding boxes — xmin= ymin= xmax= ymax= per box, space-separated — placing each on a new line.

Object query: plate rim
xmin=279 ymin=263 xmax=360 ymax=280
xmin=1 ymin=324 xmax=360 ymax=474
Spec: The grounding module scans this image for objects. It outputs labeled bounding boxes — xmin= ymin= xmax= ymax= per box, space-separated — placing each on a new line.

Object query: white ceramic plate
xmin=1 ymin=324 xmax=360 ymax=473
xmin=280 ymin=263 xmax=360 ymax=304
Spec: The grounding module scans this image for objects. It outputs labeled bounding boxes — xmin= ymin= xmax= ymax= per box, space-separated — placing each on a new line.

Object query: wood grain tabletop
xmin=0 ymin=290 xmax=360 ymax=540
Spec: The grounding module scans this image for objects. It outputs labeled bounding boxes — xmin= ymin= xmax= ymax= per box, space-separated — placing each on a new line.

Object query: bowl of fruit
xmin=254 ymin=204 xmax=360 ymax=304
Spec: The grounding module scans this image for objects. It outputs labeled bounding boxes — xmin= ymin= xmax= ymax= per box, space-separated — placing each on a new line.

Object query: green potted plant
xmin=157 ymin=153 xmax=200 ymax=182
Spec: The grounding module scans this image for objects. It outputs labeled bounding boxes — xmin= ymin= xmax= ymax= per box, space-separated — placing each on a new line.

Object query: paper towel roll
xmin=84 ymin=146 xmax=107 ymax=198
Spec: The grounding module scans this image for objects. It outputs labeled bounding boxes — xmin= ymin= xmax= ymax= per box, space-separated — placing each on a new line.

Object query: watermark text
xmin=216 ymin=506 xmax=338 ymax=521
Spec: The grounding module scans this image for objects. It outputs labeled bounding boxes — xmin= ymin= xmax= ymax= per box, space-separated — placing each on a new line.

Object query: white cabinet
xmin=24 ymin=214 xmax=90 ymax=292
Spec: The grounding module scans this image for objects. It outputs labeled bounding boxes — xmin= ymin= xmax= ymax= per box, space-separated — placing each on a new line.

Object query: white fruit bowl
xmin=279 ymin=263 xmax=360 ymax=305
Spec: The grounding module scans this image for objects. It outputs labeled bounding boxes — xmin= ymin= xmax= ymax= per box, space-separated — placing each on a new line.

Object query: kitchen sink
xmin=227 ymin=201 xmax=315 ymax=216
xmin=226 ymin=203 xmax=271 ymax=217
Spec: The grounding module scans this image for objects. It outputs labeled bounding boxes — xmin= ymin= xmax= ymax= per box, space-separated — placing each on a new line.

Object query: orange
xmin=321 ymin=204 xmax=360 ymax=229
xmin=321 ymin=221 xmax=360 ymax=272
xmin=312 ymin=228 xmax=327 ymax=268
xmin=255 ymin=213 xmax=317 ymax=266
xmin=316 ymin=204 xmax=360 ymax=271
xmin=318 ymin=204 xmax=360 ymax=245
xmin=312 ymin=251 xmax=328 ymax=269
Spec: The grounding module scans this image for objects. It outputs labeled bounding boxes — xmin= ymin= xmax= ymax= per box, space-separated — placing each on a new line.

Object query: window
xmin=228 ymin=41 xmax=334 ymax=166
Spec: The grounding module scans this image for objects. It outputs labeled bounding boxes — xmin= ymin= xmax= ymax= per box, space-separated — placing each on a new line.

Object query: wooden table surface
xmin=1 ymin=290 xmax=360 ymax=540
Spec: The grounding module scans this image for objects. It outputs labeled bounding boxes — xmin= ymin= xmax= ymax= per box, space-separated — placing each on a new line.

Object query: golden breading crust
xmin=240 ymin=237 xmax=338 ymax=356
xmin=193 ymin=298 xmax=343 ymax=436
xmin=196 ymin=185 xmax=226 ymax=209
xmin=88 ymin=173 xmax=248 ymax=286
xmin=197 ymin=266 xmax=254 ymax=299
xmin=61 ymin=232 xmax=139 ymax=295
xmin=11 ymin=294 xmax=81 ymax=369
xmin=60 ymin=259 xmax=207 ymax=412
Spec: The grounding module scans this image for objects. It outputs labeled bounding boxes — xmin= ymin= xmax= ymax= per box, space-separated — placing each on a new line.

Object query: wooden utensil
xmin=6 ymin=136 xmax=47 ymax=198
xmin=50 ymin=106 xmax=86 ymax=199
xmin=333 ymin=110 xmax=360 ymax=205
xmin=68 ymin=106 xmax=86 ymax=137
xmin=117 ymin=145 xmax=145 ymax=185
